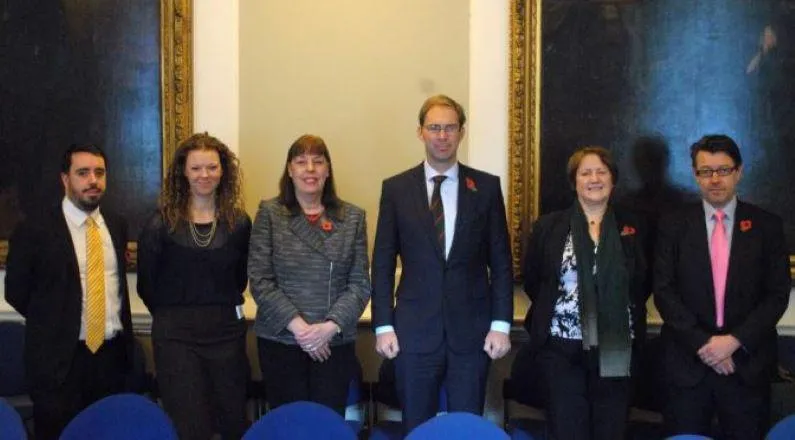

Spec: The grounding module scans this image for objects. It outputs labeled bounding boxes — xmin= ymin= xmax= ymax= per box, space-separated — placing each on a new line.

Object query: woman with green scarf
xmin=521 ymin=146 xmax=650 ymax=440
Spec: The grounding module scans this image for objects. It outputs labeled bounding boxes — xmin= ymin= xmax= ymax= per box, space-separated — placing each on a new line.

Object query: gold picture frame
xmin=508 ymin=0 xmax=541 ymax=279
xmin=508 ymin=0 xmax=794 ymax=279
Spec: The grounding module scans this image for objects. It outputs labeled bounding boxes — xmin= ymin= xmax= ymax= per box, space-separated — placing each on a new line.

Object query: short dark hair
xmin=278 ymin=134 xmax=341 ymax=216
xmin=418 ymin=94 xmax=467 ymax=127
xmin=689 ymin=134 xmax=743 ymax=168
xmin=566 ymin=145 xmax=618 ymax=189
xmin=61 ymin=143 xmax=108 ymax=173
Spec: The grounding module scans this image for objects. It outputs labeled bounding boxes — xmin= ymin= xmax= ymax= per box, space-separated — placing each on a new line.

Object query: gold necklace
xmin=189 ymin=218 xmax=217 ymax=247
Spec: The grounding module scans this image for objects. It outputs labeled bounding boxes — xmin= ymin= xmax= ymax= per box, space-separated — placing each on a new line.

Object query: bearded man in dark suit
xmin=5 ymin=144 xmax=133 ymax=440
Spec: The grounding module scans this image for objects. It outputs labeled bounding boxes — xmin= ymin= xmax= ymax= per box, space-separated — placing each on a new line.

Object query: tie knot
xmin=714 ymin=210 xmax=726 ymax=223
xmin=86 ymin=217 xmax=98 ymax=228
xmin=432 ymin=175 xmax=447 ymax=186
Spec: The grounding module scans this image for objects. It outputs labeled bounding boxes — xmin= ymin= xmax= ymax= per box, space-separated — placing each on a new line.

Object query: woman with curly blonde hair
xmin=137 ymin=132 xmax=251 ymax=440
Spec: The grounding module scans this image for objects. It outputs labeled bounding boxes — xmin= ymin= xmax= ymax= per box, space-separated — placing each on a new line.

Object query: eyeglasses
xmin=424 ymin=124 xmax=460 ymax=134
xmin=694 ymin=166 xmax=737 ymax=178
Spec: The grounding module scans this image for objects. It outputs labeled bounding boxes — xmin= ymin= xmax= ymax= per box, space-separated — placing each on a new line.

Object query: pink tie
xmin=711 ymin=210 xmax=729 ymax=327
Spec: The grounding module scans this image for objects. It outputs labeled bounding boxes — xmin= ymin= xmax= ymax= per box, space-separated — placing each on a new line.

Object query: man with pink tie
xmin=654 ymin=134 xmax=791 ymax=439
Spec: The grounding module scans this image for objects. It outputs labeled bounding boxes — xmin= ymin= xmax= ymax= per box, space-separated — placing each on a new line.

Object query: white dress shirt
xmin=62 ymin=197 xmax=123 ymax=340
xmin=703 ymin=196 xmax=737 ymax=252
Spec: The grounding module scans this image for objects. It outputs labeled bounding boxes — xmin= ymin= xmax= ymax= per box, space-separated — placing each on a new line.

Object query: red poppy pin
xmin=321 ymin=219 xmax=334 ymax=232
xmin=620 ymin=225 xmax=636 ymax=236
xmin=465 ymin=177 xmax=477 ymax=192
xmin=740 ymin=219 xmax=752 ymax=232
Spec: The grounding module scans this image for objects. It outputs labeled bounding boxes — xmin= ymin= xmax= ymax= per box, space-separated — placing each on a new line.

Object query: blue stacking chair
xmin=503 ymin=346 xmax=547 ymax=440
xmin=345 ymin=363 xmax=370 ymax=435
xmin=772 ymin=336 xmax=795 ymax=426
xmin=59 ymin=393 xmax=178 ymax=440
xmin=243 ymin=400 xmax=356 ymax=440
xmin=664 ymin=435 xmax=714 ymax=440
xmin=0 ymin=398 xmax=27 ymax=440
xmin=628 ymin=336 xmax=665 ymax=439
xmin=767 ymin=414 xmax=795 ymax=440
xmin=406 ymin=412 xmax=509 ymax=440
xmin=0 ymin=321 xmax=33 ymax=431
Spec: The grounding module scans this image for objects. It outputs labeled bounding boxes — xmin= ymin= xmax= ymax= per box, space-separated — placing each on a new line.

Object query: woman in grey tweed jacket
xmin=248 ymin=134 xmax=370 ymax=415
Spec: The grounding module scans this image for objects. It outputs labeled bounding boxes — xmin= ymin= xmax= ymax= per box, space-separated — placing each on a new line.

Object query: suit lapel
xmin=408 ymin=165 xmax=445 ymax=261
xmin=613 ymin=209 xmax=636 ymax=268
xmin=547 ymin=212 xmax=570 ymax=279
xmin=725 ymin=201 xmax=750 ymax=305
xmin=102 ymin=212 xmax=125 ymax=271
xmin=322 ymin=206 xmax=348 ymax=263
xmin=54 ymin=208 xmax=82 ymax=291
xmin=288 ymin=209 xmax=332 ymax=259
xmin=690 ymin=204 xmax=717 ymax=321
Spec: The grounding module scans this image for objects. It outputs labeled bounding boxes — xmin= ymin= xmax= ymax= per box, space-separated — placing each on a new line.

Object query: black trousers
xmin=395 ymin=343 xmax=490 ymax=435
xmin=257 ymin=338 xmax=357 ymax=416
xmin=536 ymin=337 xmax=631 ymax=440
xmin=31 ymin=335 xmax=127 ymax=440
xmin=153 ymin=306 xmax=249 ymax=440
xmin=664 ymin=369 xmax=769 ymax=440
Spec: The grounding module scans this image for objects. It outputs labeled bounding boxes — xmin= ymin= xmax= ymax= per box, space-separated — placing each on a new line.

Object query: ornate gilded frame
xmin=508 ymin=0 xmax=794 ymax=278
xmin=508 ymin=0 xmax=541 ymax=279
xmin=161 ymin=0 xmax=194 ymax=169
xmin=0 ymin=0 xmax=193 ymax=268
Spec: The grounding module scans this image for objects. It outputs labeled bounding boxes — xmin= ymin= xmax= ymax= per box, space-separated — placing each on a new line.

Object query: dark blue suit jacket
xmin=654 ymin=200 xmax=791 ymax=387
xmin=371 ymin=163 xmax=513 ymax=354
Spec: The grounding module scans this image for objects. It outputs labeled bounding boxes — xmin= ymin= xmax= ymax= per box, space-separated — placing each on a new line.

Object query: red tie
xmin=711 ymin=210 xmax=729 ymax=327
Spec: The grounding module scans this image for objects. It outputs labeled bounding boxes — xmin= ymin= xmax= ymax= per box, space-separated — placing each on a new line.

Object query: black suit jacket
xmin=371 ymin=163 xmax=513 ymax=353
xmin=522 ymin=205 xmax=651 ymax=354
xmin=654 ymin=201 xmax=791 ymax=387
xmin=5 ymin=205 xmax=134 ymax=391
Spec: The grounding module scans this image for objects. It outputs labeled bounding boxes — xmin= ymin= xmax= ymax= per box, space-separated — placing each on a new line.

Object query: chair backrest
xmin=346 ymin=361 xmax=367 ymax=433
xmin=0 ymin=398 xmax=26 ymax=440
xmin=59 ymin=393 xmax=177 ymax=440
xmin=664 ymin=435 xmax=714 ymax=440
xmin=778 ymin=336 xmax=795 ymax=371
xmin=243 ymin=401 xmax=356 ymax=440
xmin=0 ymin=321 xmax=27 ymax=397
xmin=633 ymin=335 xmax=667 ymax=412
xmin=509 ymin=428 xmax=537 ymax=440
xmin=767 ymin=414 xmax=795 ymax=440
xmin=504 ymin=345 xmax=544 ymax=408
xmin=406 ymin=412 xmax=509 ymax=440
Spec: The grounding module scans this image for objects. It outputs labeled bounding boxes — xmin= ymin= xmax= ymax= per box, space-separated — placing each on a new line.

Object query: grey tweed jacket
xmin=248 ymin=198 xmax=370 ymax=345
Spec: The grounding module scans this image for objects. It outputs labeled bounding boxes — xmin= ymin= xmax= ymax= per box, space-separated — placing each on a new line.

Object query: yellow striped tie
xmin=85 ymin=217 xmax=105 ymax=353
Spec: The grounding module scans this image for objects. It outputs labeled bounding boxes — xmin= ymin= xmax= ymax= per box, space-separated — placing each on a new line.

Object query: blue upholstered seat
xmin=59 ymin=393 xmax=177 ymax=440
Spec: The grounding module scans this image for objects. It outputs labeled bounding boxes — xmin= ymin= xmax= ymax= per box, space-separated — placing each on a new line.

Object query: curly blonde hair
xmin=160 ymin=133 xmax=244 ymax=231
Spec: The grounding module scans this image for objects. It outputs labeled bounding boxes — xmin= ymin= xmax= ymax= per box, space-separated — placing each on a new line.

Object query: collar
xmin=423 ymin=161 xmax=459 ymax=183
xmin=703 ymin=196 xmax=738 ymax=221
xmin=62 ymin=197 xmax=104 ymax=228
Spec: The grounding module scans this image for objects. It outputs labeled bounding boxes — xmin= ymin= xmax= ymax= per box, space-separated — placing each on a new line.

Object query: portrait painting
xmin=0 ymin=0 xmax=193 ymax=267
xmin=509 ymin=0 xmax=795 ymax=277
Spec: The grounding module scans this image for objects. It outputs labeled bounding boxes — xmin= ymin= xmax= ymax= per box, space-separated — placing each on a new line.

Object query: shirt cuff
xmin=375 ymin=325 xmax=395 ymax=335
xmin=490 ymin=320 xmax=511 ymax=334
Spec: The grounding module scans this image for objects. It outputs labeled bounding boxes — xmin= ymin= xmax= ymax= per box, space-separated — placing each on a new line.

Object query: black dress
xmin=137 ymin=212 xmax=251 ymax=440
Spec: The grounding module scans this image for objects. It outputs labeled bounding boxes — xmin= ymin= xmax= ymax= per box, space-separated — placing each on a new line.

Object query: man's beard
xmin=73 ymin=193 xmax=103 ymax=212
